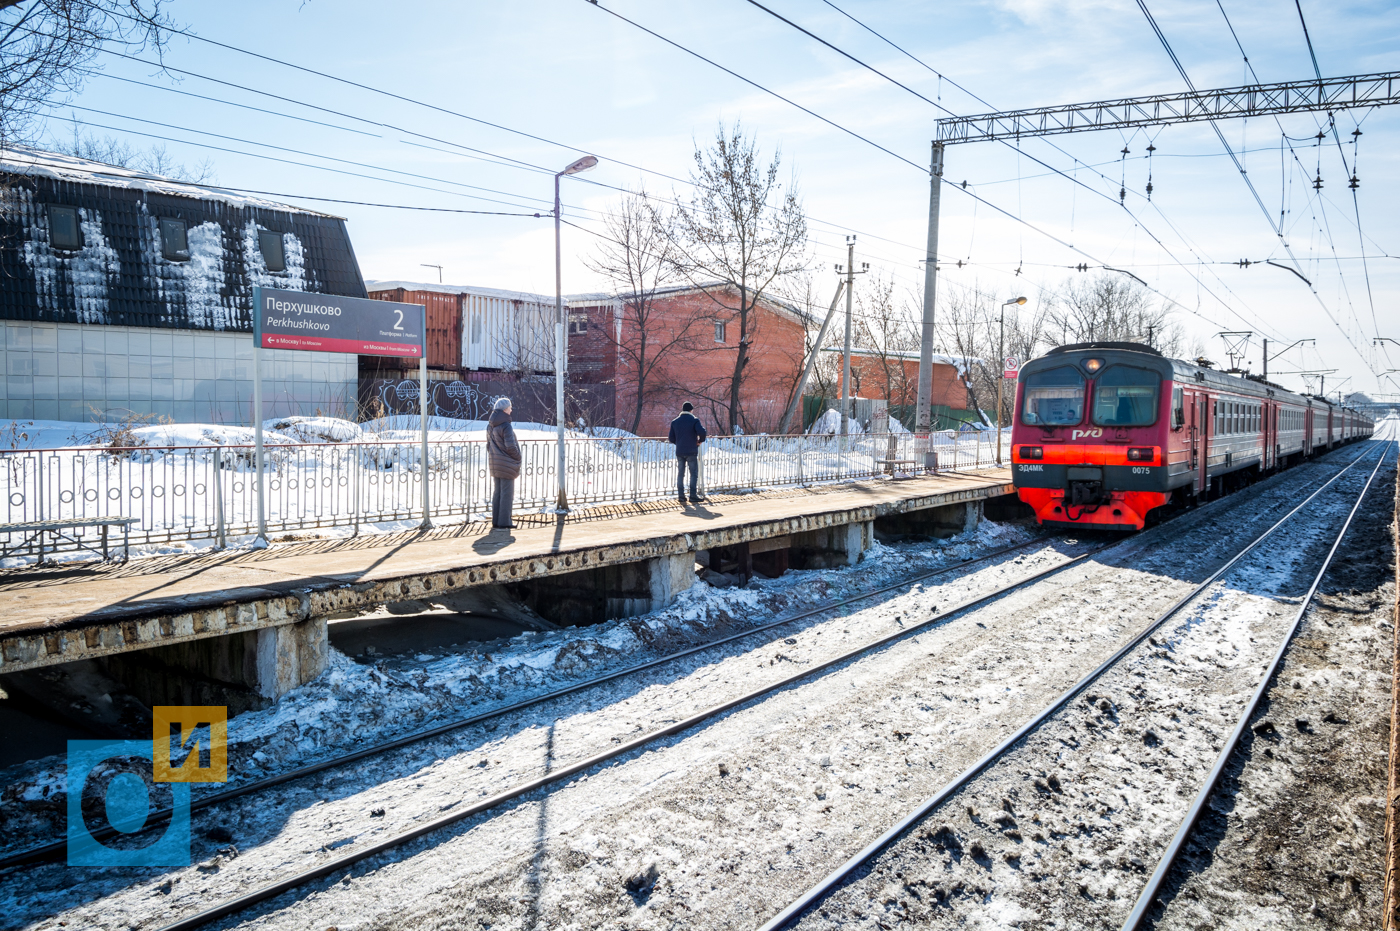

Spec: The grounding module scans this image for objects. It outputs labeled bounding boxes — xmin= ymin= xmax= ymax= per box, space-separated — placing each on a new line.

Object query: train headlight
xmin=1083 ymin=358 xmax=1103 ymax=374
xmin=1127 ymin=447 xmax=1155 ymax=462
xmin=1019 ymin=446 xmax=1043 ymax=460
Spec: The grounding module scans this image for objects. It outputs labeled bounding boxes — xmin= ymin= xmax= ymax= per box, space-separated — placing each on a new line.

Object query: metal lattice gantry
xmin=935 ymin=70 xmax=1400 ymax=144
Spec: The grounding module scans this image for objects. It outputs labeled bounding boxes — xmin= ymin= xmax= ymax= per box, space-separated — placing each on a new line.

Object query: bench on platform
xmin=0 ymin=517 xmax=140 ymax=563
xmin=876 ymin=457 xmax=919 ymax=475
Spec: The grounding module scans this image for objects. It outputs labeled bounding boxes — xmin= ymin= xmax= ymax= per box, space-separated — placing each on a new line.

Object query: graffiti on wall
xmin=359 ymin=378 xmax=616 ymax=427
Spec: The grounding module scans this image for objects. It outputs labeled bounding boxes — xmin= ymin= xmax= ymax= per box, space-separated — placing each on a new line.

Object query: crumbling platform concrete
xmin=0 ymin=470 xmax=1013 ymax=700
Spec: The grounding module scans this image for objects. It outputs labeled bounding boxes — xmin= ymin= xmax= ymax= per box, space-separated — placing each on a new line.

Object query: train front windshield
xmin=1092 ymin=366 xmax=1160 ymax=427
xmin=1021 ymin=366 xmax=1085 ymax=426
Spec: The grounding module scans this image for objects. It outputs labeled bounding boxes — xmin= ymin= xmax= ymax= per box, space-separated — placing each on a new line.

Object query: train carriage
xmin=1011 ymin=342 xmax=1372 ymax=530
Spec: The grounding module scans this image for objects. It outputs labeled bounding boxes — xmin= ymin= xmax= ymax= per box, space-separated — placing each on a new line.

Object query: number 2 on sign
xmin=393 ymin=309 xmax=404 ymax=331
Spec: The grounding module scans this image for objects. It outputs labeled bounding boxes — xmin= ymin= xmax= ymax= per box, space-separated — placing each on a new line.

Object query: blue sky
xmin=35 ymin=0 xmax=1400 ymax=396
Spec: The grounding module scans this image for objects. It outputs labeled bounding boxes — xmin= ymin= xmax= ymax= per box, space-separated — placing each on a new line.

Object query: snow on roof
xmin=821 ymin=346 xmax=983 ymax=367
xmin=365 ymin=278 xmax=815 ymax=324
xmin=366 ymin=280 xmax=559 ymax=304
xmin=0 ymin=145 xmax=342 ymax=217
xmin=567 ymin=281 xmax=813 ymax=324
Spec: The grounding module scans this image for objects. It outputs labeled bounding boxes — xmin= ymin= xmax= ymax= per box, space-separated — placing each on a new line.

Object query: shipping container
xmin=366 ymin=281 xmax=555 ymax=374
xmin=366 ymin=286 xmax=461 ymax=369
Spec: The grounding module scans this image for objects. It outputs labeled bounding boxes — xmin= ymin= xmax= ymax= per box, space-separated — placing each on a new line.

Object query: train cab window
xmin=1092 ymin=365 xmax=1160 ymax=427
xmin=1020 ymin=365 xmax=1085 ymax=426
xmin=1171 ymin=387 xmax=1184 ymax=428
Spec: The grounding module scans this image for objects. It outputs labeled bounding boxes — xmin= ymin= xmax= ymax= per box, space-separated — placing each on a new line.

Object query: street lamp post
xmin=553 ymin=154 xmax=598 ymax=512
xmin=996 ymin=296 xmax=1027 ymax=466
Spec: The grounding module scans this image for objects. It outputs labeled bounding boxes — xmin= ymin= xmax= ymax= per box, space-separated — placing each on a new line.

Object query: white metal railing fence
xmin=0 ymin=430 xmax=1008 ymax=559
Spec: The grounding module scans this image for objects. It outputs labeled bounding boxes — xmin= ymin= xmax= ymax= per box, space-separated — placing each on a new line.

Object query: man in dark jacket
xmin=667 ymin=402 xmax=708 ymax=504
xmin=487 ymin=397 xmax=522 ymax=529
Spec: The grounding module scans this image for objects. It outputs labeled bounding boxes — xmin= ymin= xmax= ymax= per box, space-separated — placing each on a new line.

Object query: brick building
xmin=829 ymin=348 xmax=972 ymax=410
xmin=568 ymin=283 xmax=808 ymax=437
xmin=364 ymin=280 xmax=808 ymax=435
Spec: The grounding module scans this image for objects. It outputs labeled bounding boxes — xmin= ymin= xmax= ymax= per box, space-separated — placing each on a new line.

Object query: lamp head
xmin=1005 ymin=296 xmax=1028 ymax=306
xmin=562 ymin=155 xmax=599 ymax=176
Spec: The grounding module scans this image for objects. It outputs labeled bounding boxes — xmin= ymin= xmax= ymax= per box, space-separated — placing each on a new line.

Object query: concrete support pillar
xmin=836 ymin=520 xmax=872 ymax=566
xmin=961 ymin=500 xmax=983 ymax=535
xmin=791 ymin=519 xmax=872 ymax=569
xmin=254 ymin=616 xmax=329 ymax=700
xmin=102 ymin=615 xmax=328 ymax=713
xmin=649 ymin=551 xmax=697 ymax=612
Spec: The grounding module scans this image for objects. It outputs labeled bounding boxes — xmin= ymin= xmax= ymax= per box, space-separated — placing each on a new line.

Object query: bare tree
xmin=1 ymin=0 xmax=173 ymax=144
xmin=54 ymin=126 xmax=215 ymax=182
xmin=772 ymin=270 xmax=841 ymax=432
xmin=853 ymin=271 xmax=920 ymax=412
xmin=673 ymin=123 xmax=808 ymax=432
xmin=937 ymin=283 xmax=994 ymax=425
xmin=1045 ymin=273 xmax=1186 ymax=356
xmin=584 ymin=188 xmax=704 ymax=434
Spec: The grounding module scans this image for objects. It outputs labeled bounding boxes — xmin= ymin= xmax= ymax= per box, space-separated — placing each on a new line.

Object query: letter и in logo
xmin=153 ymin=706 xmax=228 ymax=783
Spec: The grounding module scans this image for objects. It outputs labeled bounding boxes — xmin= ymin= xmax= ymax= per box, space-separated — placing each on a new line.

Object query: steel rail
xmin=757 ymin=438 xmax=1388 ymax=930
xmin=148 ymin=442 xmax=1376 ymax=931
xmin=1120 ymin=437 xmax=1396 ymax=930
xmin=153 ymin=546 xmax=1123 ymax=930
xmin=0 ymin=535 xmax=1069 ymax=872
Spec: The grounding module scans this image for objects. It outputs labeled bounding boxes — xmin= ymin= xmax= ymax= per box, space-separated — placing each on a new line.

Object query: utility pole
xmin=779 ymin=280 xmax=845 ymax=435
xmin=420 ymin=264 xmax=443 ymax=283
xmin=996 ymin=297 xmax=1027 ymax=465
xmin=1263 ymin=338 xmax=1314 ymax=381
xmin=915 ymin=142 xmax=945 ymax=436
xmin=837 ymin=237 xmax=867 ymax=436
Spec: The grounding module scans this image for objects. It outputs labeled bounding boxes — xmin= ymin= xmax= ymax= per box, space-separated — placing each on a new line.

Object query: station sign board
xmin=1003 ymin=356 xmax=1020 ymax=380
xmin=253 ymin=286 xmax=425 ymax=358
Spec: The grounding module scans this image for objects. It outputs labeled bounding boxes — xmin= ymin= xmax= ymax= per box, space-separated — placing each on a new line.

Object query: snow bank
xmin=808 ymin=408 xmax=862 ymax=435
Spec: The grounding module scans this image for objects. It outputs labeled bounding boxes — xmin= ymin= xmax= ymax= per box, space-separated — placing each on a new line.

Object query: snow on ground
xmin=0 ymin=518 xmax=1039 ymax=866
xmin=0 ymin=448 xmax=1375 ymax=930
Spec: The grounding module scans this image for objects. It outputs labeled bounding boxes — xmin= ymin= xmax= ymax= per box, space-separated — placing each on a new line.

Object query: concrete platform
xmin=0 ymin=470 xmax=1013 ymax=688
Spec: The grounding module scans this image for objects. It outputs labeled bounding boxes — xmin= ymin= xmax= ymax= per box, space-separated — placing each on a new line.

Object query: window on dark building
xmin=159 ymin=218 xmax=190 ymax=261
xmin=258 ymin=229 xmax=286 ymax=271
xmin=47 ymin=205 xmax=82 ymax=250
xmin=568 ymin=312 xmax=589 ymax=335
xmin=714 ymin=321 xmax=726 ymax=343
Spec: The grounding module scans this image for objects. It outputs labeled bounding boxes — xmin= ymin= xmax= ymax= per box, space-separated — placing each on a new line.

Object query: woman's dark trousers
xmin=492 ymin=478 xmax=515 ymax=528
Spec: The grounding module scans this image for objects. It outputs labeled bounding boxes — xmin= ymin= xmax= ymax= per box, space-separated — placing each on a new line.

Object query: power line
xmin=1 ymin=150 xmax=544 ymax=216
xmin=810 ymin=0 xmax=1284 ymax=339
xmin=54 ymin=104 xmax=560 ymax=210
xmin=1134 ymin=0 xmax=1377 ymax=375
xmin=1289 ymin=0 xmax=1379 ymax=339
xmin=720 ymin=0 xmax=1283 ymax=339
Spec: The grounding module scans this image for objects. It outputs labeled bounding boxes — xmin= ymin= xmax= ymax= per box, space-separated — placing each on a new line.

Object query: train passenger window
xmin=1171 ymin=387 xmax=1184 ymax=428
xmin=1020 ymin=366 xmax=1085 ymax=426
xmin=1092 ymin=365 xmax=1160 ymax=427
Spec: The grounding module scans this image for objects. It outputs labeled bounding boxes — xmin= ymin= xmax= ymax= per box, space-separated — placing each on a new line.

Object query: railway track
xmin=2 ymin=440 xmax=1383 ymax=931
xmin=760 ymin=435 xmax=1395 ymax=930
xmin=0 ymin=533 xmax=1091 ymax=873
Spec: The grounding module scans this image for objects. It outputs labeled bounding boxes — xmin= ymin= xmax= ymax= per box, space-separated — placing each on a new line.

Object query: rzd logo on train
xmin=1071 ymin=428 xmax=1104 ymax=440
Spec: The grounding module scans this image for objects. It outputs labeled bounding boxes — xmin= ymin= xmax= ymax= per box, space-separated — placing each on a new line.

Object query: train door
xmin=1263 ymin=402 xmax=1273 ymax=470
xmin=1192 ymin=394 xmax=1209 ymax=493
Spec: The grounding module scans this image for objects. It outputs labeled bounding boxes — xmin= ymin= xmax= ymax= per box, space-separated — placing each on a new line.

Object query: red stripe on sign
xmin=261 ymin=334 xmax=422 ymax=357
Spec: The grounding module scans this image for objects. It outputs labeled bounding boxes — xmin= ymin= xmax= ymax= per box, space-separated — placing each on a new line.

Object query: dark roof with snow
xmin=0 ymin=146 xmax=367 ymax=331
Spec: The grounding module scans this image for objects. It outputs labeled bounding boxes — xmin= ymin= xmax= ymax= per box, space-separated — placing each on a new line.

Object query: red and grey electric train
xmin=1010 ymin=341 xmax=1375 ymax=530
